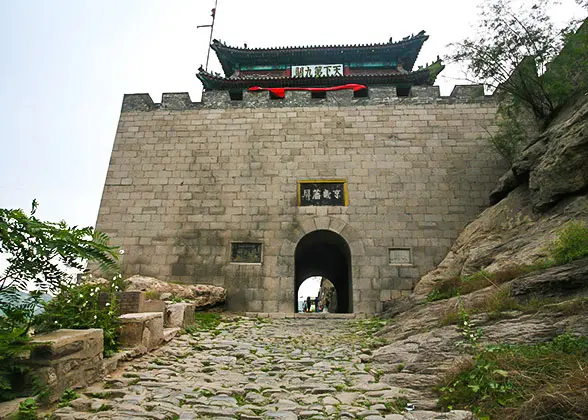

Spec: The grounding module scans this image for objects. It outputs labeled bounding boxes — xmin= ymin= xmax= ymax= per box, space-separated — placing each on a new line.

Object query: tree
xmin=0 ymin=200 xmax=118 ymax=297
xmin=447 ymin=0 xmax=587 ymax=125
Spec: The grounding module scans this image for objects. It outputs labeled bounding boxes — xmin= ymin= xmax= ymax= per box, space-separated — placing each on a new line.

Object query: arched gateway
xmin=294 ymin=230 xmax=352 ymax=313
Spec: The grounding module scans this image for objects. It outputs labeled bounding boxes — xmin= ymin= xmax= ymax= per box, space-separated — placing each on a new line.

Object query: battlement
xmin=121 ymin=84 xmax=494 ymax=112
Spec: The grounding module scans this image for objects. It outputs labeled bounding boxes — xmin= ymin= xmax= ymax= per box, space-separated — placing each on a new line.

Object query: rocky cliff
xmin=374 ymin=94 xmax=588 ymax=417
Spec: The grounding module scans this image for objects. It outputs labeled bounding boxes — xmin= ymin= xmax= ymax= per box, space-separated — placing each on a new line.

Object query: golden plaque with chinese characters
xmin=298 ymin=180 xmax=348 ymax=206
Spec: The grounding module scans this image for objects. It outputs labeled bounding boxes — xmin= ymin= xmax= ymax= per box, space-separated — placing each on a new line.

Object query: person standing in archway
xmin=306 ymin=296 xmax=312 ymax=313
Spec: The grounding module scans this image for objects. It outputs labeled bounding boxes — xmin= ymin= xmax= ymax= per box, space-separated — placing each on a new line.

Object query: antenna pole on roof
xmin=197 ymin=0 xmax=218 ymax=72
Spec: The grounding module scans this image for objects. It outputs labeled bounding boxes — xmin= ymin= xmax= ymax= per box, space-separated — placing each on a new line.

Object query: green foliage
xmin=427 ymin=271 xmax=498 ymax=302
xmin=17 ymin=397 xmax=38 ymax=420
xmin=35 ymin=275 xmax=123 ymax=356
xmin=384 ymin=396 xmax=409 ymax=414
xmin=549 ymin=221 xmax=588 ymax=265
xmin=0 ymin=200 xmax=119 ymax=296
xmin=0 ymin=200 xmax=121 ymax=398
xmin=447 ymin=0 xmax=587 ymax=124
xmin=487 ymin=102 xmax=527 ymax=163
xmin=57 ymin=388 xmax=80 ymax=408
xmin=427 ymin=259 xmax=565 ymax=303
xmin=352 ymin=317 xmax=390 ymax=350
xmin=186 ymin=312 xmax=222 ymax=333
xmin=437 ymin=334 xmax=588 ymax=419
xmin=355 ymin=317 xmax=388 ymax=336
xmin=455 ymin=296 xmax=484 ymax=353
xmin=143 ymin=290 xmax=160 ymax=300
xmin=542 ymin=20 xmax=588 ymax=110
xmin=0 ymin=327 xmax=31 ymax=402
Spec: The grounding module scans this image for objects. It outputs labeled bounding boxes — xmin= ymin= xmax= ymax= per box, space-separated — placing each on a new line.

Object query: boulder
xmin=124 ymin=275 xmax=226 ymax=309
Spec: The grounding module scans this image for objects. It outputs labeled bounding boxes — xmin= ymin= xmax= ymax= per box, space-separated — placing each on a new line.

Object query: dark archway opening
xmin=294 ymin=230 xmax=352 ymax=313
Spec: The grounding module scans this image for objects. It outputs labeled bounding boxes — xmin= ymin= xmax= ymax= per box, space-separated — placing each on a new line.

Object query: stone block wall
xmin=28 ymin=329 xmax=103 ymax=402
xmin=96 ymin=86 xmax=507 ymax=313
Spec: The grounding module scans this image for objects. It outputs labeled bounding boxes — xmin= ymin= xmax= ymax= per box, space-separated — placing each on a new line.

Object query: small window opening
xmin=229 ymin=90 xmax=243 ymax=101
xmin=353 ymin=88 xmax=369 ymax=98
xmin=396 ymin=86 xmax=411 ymax=97
xmin=311 ymin=91 xmax=327 ymax=99
xmin=269 ymin=91 xmax=284 ymax=100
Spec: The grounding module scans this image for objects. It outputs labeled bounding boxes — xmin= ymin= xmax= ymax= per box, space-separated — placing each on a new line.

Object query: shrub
xmin=35 ymin=275 xmax=123 ymax=357
xmin=57 ymin=388 xmax=80 ymax=408
xmin=17 ymin=397 xmax=38 ymax=420
xmin=0 ymin=201 xmax=120 ymax=399
xmin=550 ymin=221 xmax=588 ymax=265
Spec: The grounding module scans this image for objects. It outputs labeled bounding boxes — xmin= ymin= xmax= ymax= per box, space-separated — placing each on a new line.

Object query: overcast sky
xmin=0 ymin=0 xmax=584 ymax=233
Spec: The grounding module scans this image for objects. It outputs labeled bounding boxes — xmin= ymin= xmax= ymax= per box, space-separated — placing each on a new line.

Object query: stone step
xmin=163 ymin=327 xmax=181 ymax=342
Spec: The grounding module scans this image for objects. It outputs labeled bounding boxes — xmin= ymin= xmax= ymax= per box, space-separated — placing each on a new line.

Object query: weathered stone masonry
xmin=95 ymin=86 xmax=507 ymax=313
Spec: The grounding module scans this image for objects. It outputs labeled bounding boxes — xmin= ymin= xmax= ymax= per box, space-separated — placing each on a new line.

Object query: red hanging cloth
xmin=248 ymin=84 xmax=367 ymax=99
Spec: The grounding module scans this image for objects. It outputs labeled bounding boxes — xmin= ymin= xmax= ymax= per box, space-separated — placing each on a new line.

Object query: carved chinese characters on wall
xmin=291 ymin=64 xmax=344 ymax=78
xmin=298 ymin=180 xmax=347 ymax=206
xmin=231 ymin=242 xmax=262 ymax=263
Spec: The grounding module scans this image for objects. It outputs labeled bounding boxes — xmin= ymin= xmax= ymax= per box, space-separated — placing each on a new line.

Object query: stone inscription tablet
xmin=231 ymin=242 xmax=262 ymax=264
xmin=298 ymin=180 xmax=347 ymax=206
xmin=389 ymin=248 xmax=412 ymax=265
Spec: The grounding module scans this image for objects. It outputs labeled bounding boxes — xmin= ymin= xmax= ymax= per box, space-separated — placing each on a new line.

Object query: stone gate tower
xmin=95 ymin=31 xmax=506 ymax=313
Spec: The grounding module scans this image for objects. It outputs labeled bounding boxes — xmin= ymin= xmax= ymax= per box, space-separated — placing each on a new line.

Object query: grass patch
xmin=349 ymin=317 xmax=390 ymax=350
xmin=356 ymin=316 xmax=388 ymax=335
xmin=437 ymin=334 xmax=588 ymax=419
xmin=550 ymin=221 xmax=588 ymax=265
xmin=439 ymin=286 xmax=588 ymax=326
xmin=233 ymin=393 xmax=246 ymax=406
xmin=427 ymin=262 xmax=560 ymax=303
xmin=427 ymin=270 xmax=507 ymax=302
xmin=198 ymin=389 xmax=214 ymax=397
xmin=186 ymin=312 xmax=221 ymax=333
xmin=384 ymin=396 xmax=409 ymax=414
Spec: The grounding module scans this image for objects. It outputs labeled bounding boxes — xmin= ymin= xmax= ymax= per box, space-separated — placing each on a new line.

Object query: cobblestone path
xmin=50 ymin=316 xmax=472 ymax=420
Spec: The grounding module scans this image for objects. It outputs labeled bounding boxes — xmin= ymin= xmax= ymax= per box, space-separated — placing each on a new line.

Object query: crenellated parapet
xmin=121 ymin=85 xmax=494 ymax=112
